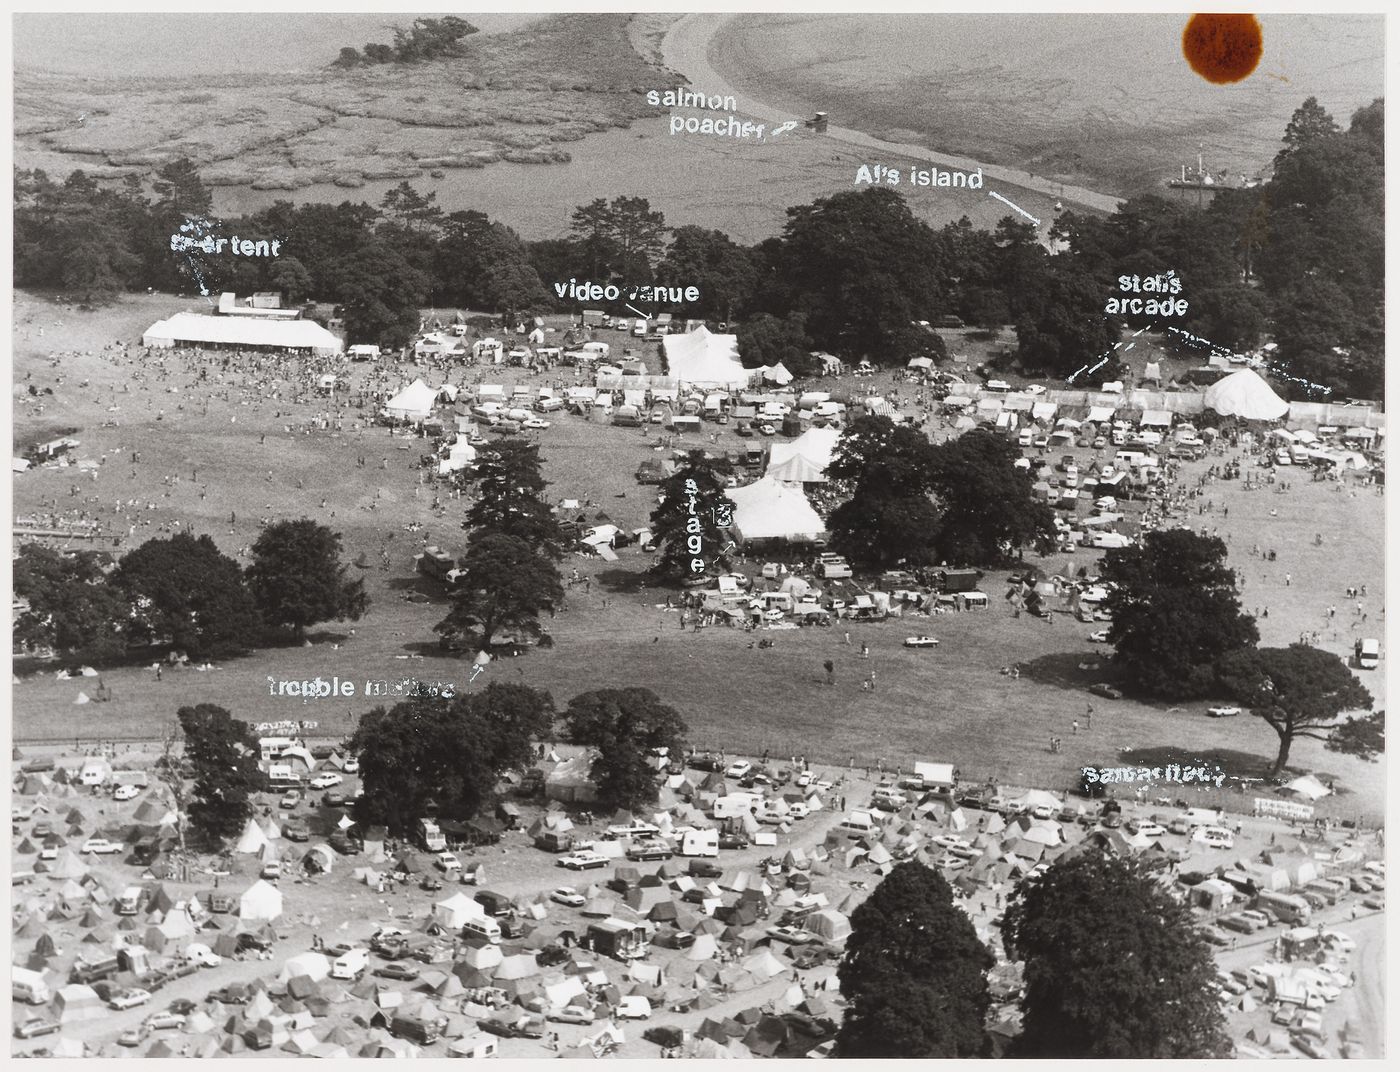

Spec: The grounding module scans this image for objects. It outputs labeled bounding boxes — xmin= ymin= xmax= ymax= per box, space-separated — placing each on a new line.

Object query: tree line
xmin=837 ymin=853 xmax=1232 ymax=1058
xmin=331 ymin=16 xmax=479 ymax=68
xmin=13 ymin=519 xmax=366 ymax=665
xmin=14 ymin=96 xmax=1380 ymax=396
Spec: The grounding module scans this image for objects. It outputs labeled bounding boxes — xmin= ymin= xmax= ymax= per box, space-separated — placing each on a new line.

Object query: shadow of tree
xmin=596 ymin=568 xmax=652 ymax=594
xmin=1018 ymin=651 xmax=1121 ymax=693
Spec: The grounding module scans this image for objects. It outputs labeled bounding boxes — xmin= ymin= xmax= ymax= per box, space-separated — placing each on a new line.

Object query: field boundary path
xmin=660 ymin=13 xmax=1125 ymax=217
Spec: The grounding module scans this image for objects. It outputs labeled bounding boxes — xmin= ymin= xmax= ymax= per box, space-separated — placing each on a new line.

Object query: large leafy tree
xmin=113 ymin=533 xmax=263 ymax=659
xmin=435 ymin=534 xmax=563 ymax=652
xmin=770 ymin=187 xmax=944 ymax=363
xmin=656 ymin=225 xmax=758 ymax=321
xmin=1099 ymin=530 xmax=1257 ymax=701
xmin=1217 ymin=644 xmax=1375 ymax=778
xmin=177 ymin=704 xmax=262 ymax=848
xmin=330 ymin=240 xmax=431 ymax=347
xmin=1014 ymin=260 xmax=1121 ymax=383
xmin=569 ymin=196 xmax=669 ymax=280
xmin=736 ymin=312 xmax=817 ymax=374
xmin=826 ymin=415 xmax=942 ymax=569
xmin=649 ymin=451 xmax=735 ymax=583
xmin=349 ymin=683 xmax=553 ymax=836
xmin=12 ymin=544 xmax=129 ymax=661
xmin=563 ymin=688 xmax=688 ymax=812
xmin=1003 ymin=850 xmax=1232 ymax=1058
xmin=246 ymin=519 xmax=369 ymax=642
xmin=836 ymin=861 xmax=993 ymax=1058
xmin=464 ymin=439 xmax=567 ymax=559
xmin=926 ymin=429 xmax=1057 ymax=565
xmin=1275 ymin=96 xmax=1341 ymax=166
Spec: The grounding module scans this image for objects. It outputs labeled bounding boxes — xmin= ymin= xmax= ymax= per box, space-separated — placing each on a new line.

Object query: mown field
xmin=11 ymin=289 xmax=1385 ymax=823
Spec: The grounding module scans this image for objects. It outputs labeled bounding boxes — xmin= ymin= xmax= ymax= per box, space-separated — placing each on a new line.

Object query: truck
xmin=417 ymin=818 xmax=447 ymax=853
xmin=1255 ymin=890 xmax=1312 ymax=926
xmin=1355 ymin=637 xmax=1379 ymax=669
xmin=534 ymin=830 xmax=574 ymax=853
xmin=587 ymin=919 xmax=650 ymax=961
xmin=417 ymin=546 xmax=458 ymax=585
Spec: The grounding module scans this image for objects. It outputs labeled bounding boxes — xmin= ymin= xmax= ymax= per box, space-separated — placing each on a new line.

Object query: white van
xmin=835 ymin=812 xmax=879 ymax=838
xmin=1356 ymin=638 xmax=1379 ymax=669
xmin=535 ymin=396 xmax=565 ymax=413
xmin=462 ymin=917 xmax=503 ymax=945
xmin=330 ymin=948 xmax=370 ymax=980
xmin=13 ymin=967 xmax=51 ymax=1005
xmin=117 ymin=886 xmax=145 ymax=916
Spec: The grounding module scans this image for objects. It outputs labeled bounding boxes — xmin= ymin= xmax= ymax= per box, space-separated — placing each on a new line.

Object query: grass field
xmin=11 ymin=289 xmax=1386 ymax=824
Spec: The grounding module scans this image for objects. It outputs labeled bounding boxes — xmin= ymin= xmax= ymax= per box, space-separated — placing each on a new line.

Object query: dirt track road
xmin=660 ymin=13 xmax=1125 ymax=218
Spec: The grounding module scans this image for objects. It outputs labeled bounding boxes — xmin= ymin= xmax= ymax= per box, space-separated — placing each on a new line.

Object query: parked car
xmin=1206 ymin=705 xmax=1242 ymax=718
xmin=113 ymin=785 xmax=141 ymax=802
xmin=80 ymin=838 xmax=123 ymax=855
xmin=435 ymin=852 xmax=462 ymax=873
xmin=279 ymin=791 xmax=302 ymax=809
xmin=1193 ymin=826 xmax=1235 ymax=849
xmin=626 ymin=841 xmax=674 ymax=862
xmin=309 ymin=773 xmax=343 ymax=789
xmin=718 ymin=833 xmax=748 ymax=850
xmin=725 ymin=761 xmax=752 ymax=779
xmin=903 ymin=636 xmax=940 ymax=648
xmin=1126 ymin=820 xmax=1166 ymax=839
xmin=766 ymin=925 xmax=812 ymax=945
xmin=1200 ymin=926 xmax=1232 ymax=947
xmin=1088 ymin=683 xmax=1124 ymax=699
xmin=13 ymin=1018 xmax=61 ymax=1040
xmin=373 ymin=963 xmax=420 ymax=982
xmin=558 ymin=851 xmax=609 ymax=871
xmin=144 ymin=1011 xmax=187 ymax=1031
xmin=551 ymin=887 xmax=586 ymax=907
xmin=548 ymin=1005 xmax=596 ymax=1025
xmin=1218 ymin=914 xmax=1257 ymax=935
xmin=108 ymin=987 xmax=153 ymax=1010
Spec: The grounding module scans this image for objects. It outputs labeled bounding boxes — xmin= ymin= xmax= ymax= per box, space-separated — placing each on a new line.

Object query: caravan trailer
xmin=679 ymin=829 xmax=720 ymax=857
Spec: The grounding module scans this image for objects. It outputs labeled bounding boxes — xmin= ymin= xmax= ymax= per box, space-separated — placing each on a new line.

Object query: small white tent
xmin=384 ymin=379 xmax=437 ymax=422
xmin=239 ymin=879 xmax=283 ymax=922
xmin=234 ymin=817 xmax=269 ymax=854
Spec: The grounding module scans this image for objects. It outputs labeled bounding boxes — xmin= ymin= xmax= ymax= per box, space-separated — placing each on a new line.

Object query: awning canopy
xmin=1140 ymin=409 xmax=1173 ymax=427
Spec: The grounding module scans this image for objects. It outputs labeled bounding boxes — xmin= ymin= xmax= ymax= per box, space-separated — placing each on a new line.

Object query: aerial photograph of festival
xmin=9 ymin=6 xmax=1387 ymax=1061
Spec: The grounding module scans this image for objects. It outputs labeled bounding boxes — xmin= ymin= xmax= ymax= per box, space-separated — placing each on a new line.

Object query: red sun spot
xmin=1182 ymin=14 xmax=1263 ymax=84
